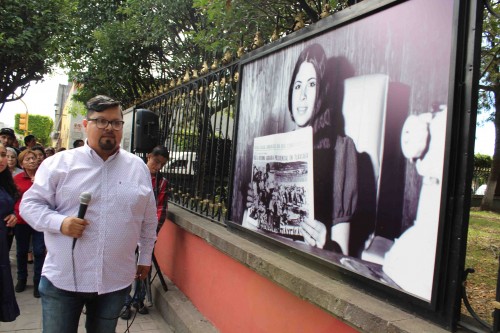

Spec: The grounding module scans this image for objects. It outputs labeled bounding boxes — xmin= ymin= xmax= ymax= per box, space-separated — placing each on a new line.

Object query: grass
xmin=462 ymin=209 xmax=500 ymax=325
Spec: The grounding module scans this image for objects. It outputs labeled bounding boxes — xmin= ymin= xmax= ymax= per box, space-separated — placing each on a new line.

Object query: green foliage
xmin=191 ymin=0 xmax=348 ymax=54
xmin=14 ymin=113 xmax=54 ymax=146
xmin=173 ymin=129 xmax=199 ymax=151
xmin=474 ymin=153 xmax=493 ymax=168
xmin=464 ymin=210 xmax=500 ymax=324
xmin=62 ymin=0 xmax=202 ymax=106
xmin=0 ymin=0 xmax=76 ymax=107
xmin=66 ymin=98 xmax=86 ymax=117
xmin=477 ymin=2 xmax=499 ymax=123
xmin=61 ymin=0 xmax=352 ymax=108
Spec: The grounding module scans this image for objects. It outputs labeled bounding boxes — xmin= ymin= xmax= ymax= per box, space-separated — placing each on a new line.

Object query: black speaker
xmin=134 ymin=109 xmax=159 ymax=153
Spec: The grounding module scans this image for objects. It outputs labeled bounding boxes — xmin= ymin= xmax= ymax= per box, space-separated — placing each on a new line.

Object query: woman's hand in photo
xmin=246 ymin=182 xmax=256 ymax=209
xmin=300 ymin=219 xmax=327 ymax=248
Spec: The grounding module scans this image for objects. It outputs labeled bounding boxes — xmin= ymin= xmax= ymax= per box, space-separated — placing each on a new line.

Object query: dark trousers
xmin=14 ymin=224 xmax=45 ymax=282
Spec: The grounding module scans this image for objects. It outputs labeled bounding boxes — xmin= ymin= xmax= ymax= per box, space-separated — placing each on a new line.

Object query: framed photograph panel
xmin=228 ymin=0 xmax=480 ymax=318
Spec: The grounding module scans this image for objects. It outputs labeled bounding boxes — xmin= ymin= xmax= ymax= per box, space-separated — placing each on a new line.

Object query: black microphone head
xmin=79 ymin=192 xmax=92 ymax=205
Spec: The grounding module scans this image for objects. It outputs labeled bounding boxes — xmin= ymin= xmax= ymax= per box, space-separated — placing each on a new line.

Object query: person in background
xmin=6 ymin=148 xmax=22 ymax=176
xmin=5 ymin=147 xmax=22 ymax=251
xmin=0 ymin=143 xmax=20 ymax=322
xmin=0 ymin=128 xmax=19 ymax=155
xmin=56 ymin=147 xmax=66 ymax=153
xmin=121 ymin=145 xmax=169 ymax=320
xmin=23 ymin=135 xmax=36 ymax=150
xmin=44 ymin=147 xmax=55 ymax=158
xmin=11 ymin=139 xmax=20 ymax=151
xmin=73 ymin=139 xmax=84 ymax=148
xmin=31 ymin=145 xmax=46 ymax=166
xmin=26 ymin=146 xmax=46 ymax=264
xmin=13 ymin=149 xmax=45 ymax=298
xmin=20 ymin=95 xmax=158 ymax=333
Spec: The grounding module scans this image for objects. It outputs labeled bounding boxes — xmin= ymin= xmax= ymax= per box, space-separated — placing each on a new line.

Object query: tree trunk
xmin=480 ymin=87 xmax=500 ymax=210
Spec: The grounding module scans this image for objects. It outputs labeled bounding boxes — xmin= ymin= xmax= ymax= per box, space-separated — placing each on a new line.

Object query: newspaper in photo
xmin=245 ymin=127 xmax=314 ymax=241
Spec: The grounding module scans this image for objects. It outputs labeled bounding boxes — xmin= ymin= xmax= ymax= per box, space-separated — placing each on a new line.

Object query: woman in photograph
xmin=0 ymin=143 xmax=20 ymax=322
xmin=287 ymin=44 xmax=358 ymax=255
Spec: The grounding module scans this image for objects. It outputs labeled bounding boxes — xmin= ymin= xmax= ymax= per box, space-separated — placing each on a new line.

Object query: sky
xmin=0 ymin=72 xmax=496 ymax=156
xmin=0 ymin=69 xmax=69 ymax=129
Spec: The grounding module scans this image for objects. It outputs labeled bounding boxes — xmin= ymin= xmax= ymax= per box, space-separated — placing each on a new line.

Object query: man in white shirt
xmin=20 ymin=95 xmax=158 ymax=333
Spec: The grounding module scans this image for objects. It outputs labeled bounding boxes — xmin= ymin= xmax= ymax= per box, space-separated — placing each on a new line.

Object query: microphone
xmin=72 ymin=192 xmax=92 ymax=249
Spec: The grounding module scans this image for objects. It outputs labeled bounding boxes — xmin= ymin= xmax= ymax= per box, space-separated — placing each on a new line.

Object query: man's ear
xmin=82 ymin=119 xmax=88 ymax=128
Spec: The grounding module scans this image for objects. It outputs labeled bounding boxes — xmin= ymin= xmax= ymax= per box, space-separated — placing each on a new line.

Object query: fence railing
xmin=472 ymin=167 xmax=491 ymax=195
xmin=136 ymin=62 xmax=239 ymax=224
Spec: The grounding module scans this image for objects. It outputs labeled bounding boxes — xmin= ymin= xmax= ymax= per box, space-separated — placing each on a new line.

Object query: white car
xmin=475 ymin=184 xmax=487 ymax=195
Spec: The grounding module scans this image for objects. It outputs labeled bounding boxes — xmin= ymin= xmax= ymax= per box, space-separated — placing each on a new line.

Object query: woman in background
xmin=0 ymin=143 xmax=20 ymax=322
xmin=6 ymin=147 xmax=22 ymax=176
xmin=5 ymin=147 xmax=21 ymax=250
xmin=31 ymin=145 xmax=46 ymax=166
xmin=13 ymin=149 xmax=45 ymax=298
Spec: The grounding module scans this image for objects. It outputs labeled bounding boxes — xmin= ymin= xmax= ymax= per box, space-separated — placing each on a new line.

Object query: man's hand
xmin=135 ymin=265 xmax=151 ymax=281
xmin=60 ymin=216 xmax=89 ymax=238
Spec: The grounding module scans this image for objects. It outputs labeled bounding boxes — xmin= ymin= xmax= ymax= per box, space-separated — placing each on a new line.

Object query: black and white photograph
xmin=230 ymin=0 xmax=455 ymax=302
xmin=243 ymin=128 xmax=314 ymax=242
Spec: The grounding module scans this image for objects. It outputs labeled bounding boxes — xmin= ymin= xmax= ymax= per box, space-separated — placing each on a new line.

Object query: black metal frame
xmin=225 ymin=0 xmax=484 ymax=330
xmin=129 ymin=0 xmax=494 ymax=330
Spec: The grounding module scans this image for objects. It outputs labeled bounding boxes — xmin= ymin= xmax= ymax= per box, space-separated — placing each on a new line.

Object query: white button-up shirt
xmin=20 ymin=145 xmax=158 ymax=294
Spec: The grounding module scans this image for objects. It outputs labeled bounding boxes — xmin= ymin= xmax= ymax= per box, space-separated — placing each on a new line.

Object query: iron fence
xmin=472 ymin=167 xmax=491 ymax=194
xmin=136 ymin=62 xmax=239 ymax=224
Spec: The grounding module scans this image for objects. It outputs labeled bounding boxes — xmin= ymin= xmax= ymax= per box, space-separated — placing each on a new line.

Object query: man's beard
xmin=99 ymin=137 xmax=117 ymax=151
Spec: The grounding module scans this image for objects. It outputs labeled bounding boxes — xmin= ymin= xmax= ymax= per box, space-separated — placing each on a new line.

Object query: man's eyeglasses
xmin=87 ymin=118 xmax=125 ymax=130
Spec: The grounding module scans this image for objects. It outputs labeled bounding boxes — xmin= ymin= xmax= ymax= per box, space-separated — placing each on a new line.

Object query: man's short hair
xmin=0 ymin=128 xmax=16 ymax=139
xmin=73 ymin=139 xmax=84 ymax=148
xmin=24 ymin=134 xmax=35 ymax=145
xmin=86 ymin=95 xmax=122 ymax=117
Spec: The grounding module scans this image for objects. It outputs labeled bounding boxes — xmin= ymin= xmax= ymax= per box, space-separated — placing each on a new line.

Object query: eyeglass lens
xmin=92 ymin=118 xmax=124 ymax=130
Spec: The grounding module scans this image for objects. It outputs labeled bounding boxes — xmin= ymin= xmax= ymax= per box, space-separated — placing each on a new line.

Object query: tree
xmin=191 ymin=0 xmax=349 ymax=55
xmin=61 ymin=0 xmax=203 ymax=106
xmin=478 ymin=1 xmax=500 ymax=210
xmin=0 ymin=0 xmax=75 ymax=112
xmin=14 ymin=113 xmax=54 ymax=147
xmin=61 ymin=1 xmax=354 ymax=107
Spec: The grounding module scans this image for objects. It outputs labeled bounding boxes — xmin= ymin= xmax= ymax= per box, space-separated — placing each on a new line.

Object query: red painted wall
xmin=154 ymin=220 xmax=358 ymax=333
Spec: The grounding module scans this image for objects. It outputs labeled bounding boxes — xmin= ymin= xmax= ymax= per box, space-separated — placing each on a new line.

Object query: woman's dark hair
xmin=0 ymin=144 xmax=20 ymax=200
xmin=288 ymin=43 xmax=327 ymax=125
xmin=150 ymin=146 xmax=169 ymax=159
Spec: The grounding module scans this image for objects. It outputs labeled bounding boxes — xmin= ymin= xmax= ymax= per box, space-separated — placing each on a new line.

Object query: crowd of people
xmin=0 ymin=95 xmax=170 ymax=332
xmin=0 ymin=128 xmax=83 ymax=307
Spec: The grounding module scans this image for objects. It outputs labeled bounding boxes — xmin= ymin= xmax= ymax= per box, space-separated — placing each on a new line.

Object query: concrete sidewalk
xmin=0 ymin=246 xmax=174 ymax=333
